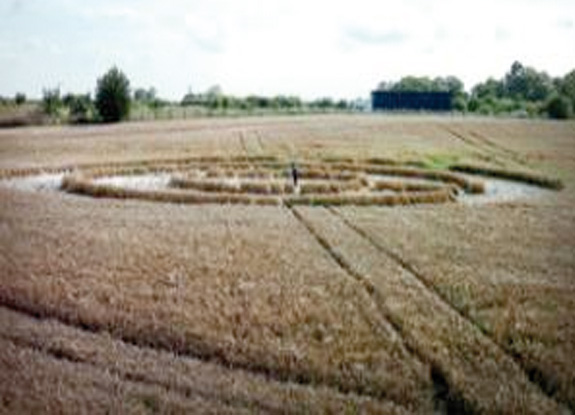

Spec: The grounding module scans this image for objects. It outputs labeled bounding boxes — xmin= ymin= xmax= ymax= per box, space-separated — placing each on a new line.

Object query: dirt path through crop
xmin=291 ymin=205 xmax=565 ymax=414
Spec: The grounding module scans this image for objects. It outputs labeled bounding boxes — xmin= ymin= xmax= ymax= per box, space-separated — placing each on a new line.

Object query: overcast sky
xmin=1 ymin=0 xmax=574 ymax=100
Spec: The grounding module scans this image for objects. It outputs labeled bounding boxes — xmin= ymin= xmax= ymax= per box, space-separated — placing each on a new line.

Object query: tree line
xmin=376 ymin=62 xmax=575 ymax=119
xmin=1 ymin=67 xmax=357 ymax=125
xmin=1 ymin=61 xmax=574 ymax=125
xmin=36 ymin=66 xmax=130 ymax=124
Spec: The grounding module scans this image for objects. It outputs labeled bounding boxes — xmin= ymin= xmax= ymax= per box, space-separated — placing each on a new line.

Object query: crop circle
xmin=57 ymin=157 xmax=486 ymax=206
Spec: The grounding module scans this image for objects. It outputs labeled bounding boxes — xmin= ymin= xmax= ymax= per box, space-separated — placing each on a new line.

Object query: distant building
xmin=371 ymin=91 xmax=452 ymax=111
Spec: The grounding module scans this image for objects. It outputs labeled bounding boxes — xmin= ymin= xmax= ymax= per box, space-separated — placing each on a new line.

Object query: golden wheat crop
xmin=1 ymin=114 xmax=573 ymax=413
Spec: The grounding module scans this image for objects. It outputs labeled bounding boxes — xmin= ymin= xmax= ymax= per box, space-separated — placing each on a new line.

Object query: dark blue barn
xmin=371 ymin=91 xmax=452 ymax=111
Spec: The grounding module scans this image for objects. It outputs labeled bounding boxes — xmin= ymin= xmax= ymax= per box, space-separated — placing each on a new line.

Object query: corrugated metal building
xmin=371 ymin=91 xmax=452 ymax=111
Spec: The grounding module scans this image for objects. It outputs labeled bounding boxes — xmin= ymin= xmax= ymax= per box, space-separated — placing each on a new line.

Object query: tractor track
xmin=468 ymin=130 xmax=527 ymax=164
xmin=287 ymin=205 xmax=419 ymax=351
xmin=238 ymin=130 xmax=265 ymax=158
xmin=286 ymin=205 xmax=470 ymax=414
xmin=328 ymin=205 xmax=486 ymax=330
xmin=0 ymin=325 xmax=280 ymax=415
xmin=443 ymin=125 xmax=482 ymax=149
xmin=238 ymin=131 xmax=250 ymax=157
xmin=442 ymin=125 xmax=528 ymax=167
xmin=327 ymin=206 xmax=567 ymax=411
xmin=254 ymin=130 xmax=266 ymax=155
xmin=0 ymin=293 xmax=410 ymax=411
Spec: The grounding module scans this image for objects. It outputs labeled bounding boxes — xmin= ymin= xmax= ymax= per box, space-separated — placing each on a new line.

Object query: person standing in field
xmin=291 ymin=162 xmax=299 ymax=187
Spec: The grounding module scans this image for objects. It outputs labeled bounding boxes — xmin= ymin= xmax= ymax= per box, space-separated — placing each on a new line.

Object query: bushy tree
xmin=503 ymin=61 xmax=553 ymax=102
xmin=378 ymin=75 xmax=467 ymax=110
xmin=95 ymin=66 xmax=131 ymax=122
xmin=246 ymin=95 xmax=270 ymax=109
xmin=558 ymin=70 xmax=575 ymax=111
xmin=452 ymin=95 xmax=468 ymax=112
xmin=63 ymin=93 xmax=94 ymax=123
xmin=15 ymin=92 xmax=26 ymax=105
xmin=181 ymin=92 xmax=201 ymax=106
xmin=336 ymin=99 xmax=348 ymax=110
xmin=311 ymin=97 xmax=335 ymax=109
xmin=382 ymin=76 xmax=465 ymax=95
xmin=546 ymin=95 xmax=572 ymax=119
xmin=467 ymin=97 xmax=480 ymax=112
xmin=42 ymin=87 xmax=62 ymax=117
xmin=466 ymin=62 xmax=566 ymax=117
xmin=472 ymin=78 xmax=504 ymax=100
xmin=388 ymin=76 xmax=435 ymax=92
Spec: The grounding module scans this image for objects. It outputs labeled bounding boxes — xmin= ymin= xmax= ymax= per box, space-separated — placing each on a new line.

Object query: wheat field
xmin=1 ymin=115 xmax=574 ymax=414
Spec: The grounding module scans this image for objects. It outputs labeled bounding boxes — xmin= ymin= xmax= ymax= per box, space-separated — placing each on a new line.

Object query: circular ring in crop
xmin=58 ymin=157 xmax=486 ymax=206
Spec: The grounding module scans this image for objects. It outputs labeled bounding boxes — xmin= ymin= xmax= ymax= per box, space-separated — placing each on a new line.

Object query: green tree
xmin=452 ymin=95 xmax=468 ymax=112
xmin=504 ymin=61 xmax=527 ymax=98
xmin=42 ymin=87 xmax=62 ymax=117
xmin=336 ymin=99 xmax=348 ymax=110
xmin=472 ymin=78 xmax=504 ymax=100
xmin=389 ymin=76 xmax=435 ymax=92
xmin=181 ymin=91 xmax=204 ymax=106
xmin=380 ymin=75 xmax=466 ymax=110
xmin=503 ymin=61 xmax=553 ymax=101
xmin=63 ymin=93 xmax=94 ymax=124
xmin=558 ymin=69 xmax=575 ymax=111
xmin=95 ymin=66 xmax=131 ymax=122
xmin=384 ymin=75 xmax=465 ymax=94
xmin=205 ymin=85 xmax=223 ymax=110
xmin=441 ymin=76 xmax=467 ymax=109
xmin=467 ymin=97 xmax=480 ymax=112
xmin=312 ymin=97 xmax=334 ymax=109
xmin=546 ymin=94 xmax=572 ymax=119
xmin=15 ymin=92 xmax=26 ymax=105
